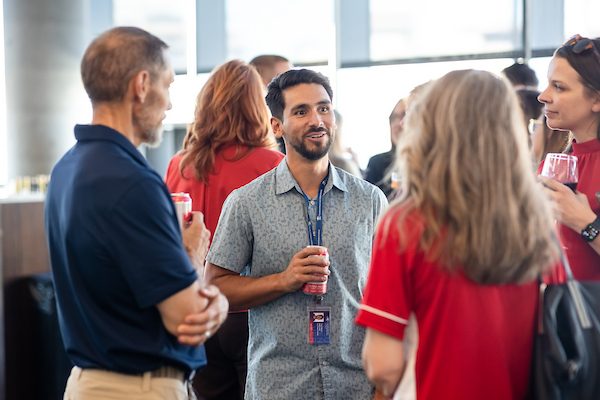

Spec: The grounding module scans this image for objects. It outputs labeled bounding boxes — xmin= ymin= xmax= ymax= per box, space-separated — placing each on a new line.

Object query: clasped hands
xmin=177 ymin=211 xmax=229 ymax=346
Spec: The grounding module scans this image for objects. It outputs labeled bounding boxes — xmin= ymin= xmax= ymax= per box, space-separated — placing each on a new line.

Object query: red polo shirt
xmin=356 ymin=209 xmax=544 ymax=400
xmin=165 ymin=145 xmax=284 ymax=238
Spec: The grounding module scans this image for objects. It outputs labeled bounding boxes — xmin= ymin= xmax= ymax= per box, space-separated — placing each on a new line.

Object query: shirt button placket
xmin=318 ymin=355 xmax=333 ymax=400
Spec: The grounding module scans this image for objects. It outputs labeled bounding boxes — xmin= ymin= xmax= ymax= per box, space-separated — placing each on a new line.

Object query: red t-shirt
xmin=538 ymin=139 xmax=600 ymax=281
xmin=165 ymin=145 xmax=284 ymax=238
xmin=356 ymin=209 xmax=543 ymax=400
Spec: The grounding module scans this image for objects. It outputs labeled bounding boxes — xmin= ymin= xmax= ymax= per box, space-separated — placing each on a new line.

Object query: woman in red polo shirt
xmin=165 ymin=59 xmax=284 ymax=399
xmin=537 ymin=35 xmax=600 ymax=280
xmin=356 ymin=70 xmax=560 ymax=399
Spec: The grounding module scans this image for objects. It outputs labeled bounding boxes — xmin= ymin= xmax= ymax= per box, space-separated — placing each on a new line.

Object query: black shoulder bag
xmin=532 ymin=249 xmax=600 ymax=399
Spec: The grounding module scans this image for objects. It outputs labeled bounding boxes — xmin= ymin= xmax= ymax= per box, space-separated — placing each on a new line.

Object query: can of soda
xmin=302 ymin=247 xmax=329 ymax=295
xmin=171 ymin=192 xmax=192 ymax=229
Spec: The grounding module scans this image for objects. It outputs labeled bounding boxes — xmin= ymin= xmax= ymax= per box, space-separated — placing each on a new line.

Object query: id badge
xmin=308 ymin=305 xmax=331 ymax=345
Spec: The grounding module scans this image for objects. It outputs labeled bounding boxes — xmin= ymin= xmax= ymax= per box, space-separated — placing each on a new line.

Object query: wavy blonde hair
xmin=389 ymin=69 xmax=558 ymax=284
xmin=179 ymin=60 xmax=276 ymax=182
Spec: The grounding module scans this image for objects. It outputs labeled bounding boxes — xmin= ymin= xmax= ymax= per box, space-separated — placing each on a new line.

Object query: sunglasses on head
xmin=563 ymin=34 xmax=600 ymax=60
xmin=561 ymin=34 xmax=600 ymax=91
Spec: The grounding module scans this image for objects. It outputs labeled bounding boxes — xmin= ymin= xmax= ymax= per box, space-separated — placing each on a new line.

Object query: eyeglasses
xmin=562 ymin=34 xmax=600 ymax=63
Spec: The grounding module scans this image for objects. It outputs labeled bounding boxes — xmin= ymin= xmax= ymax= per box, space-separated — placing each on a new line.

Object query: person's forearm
xmin=157 ymin=281 xmax=210 ymax=336
xmin=208 ymin=272 xmax=290 ymax=311
xmin=362 ymin=329 xmax=405 ymax=398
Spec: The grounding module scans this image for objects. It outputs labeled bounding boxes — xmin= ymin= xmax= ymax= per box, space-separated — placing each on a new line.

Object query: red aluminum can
xmin=171 ymin=192 xmax=192 ymax=229
xmin=302 ymin=247 xmax=329 ymax=295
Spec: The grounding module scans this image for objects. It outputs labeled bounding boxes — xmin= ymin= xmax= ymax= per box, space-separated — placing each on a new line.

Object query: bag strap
xmin=552 ymin=233 xmax=592 ymax=329
xmin=552 ymin=232 xmax=575 ymax=281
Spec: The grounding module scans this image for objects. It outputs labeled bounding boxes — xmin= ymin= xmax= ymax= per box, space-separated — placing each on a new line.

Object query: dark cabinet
xmin=1 ymin=199 xmax=70 ymax=400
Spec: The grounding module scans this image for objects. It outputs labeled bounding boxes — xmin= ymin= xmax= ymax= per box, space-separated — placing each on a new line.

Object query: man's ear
xmin=131 ymin=70 xmax=151 ymax=103
xmin=271 ymin=116 xmax=284 ymax=139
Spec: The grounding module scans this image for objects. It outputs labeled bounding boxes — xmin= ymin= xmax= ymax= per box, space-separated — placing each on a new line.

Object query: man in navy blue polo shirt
xmin=45 ymin=27 xmax=228 ymax=399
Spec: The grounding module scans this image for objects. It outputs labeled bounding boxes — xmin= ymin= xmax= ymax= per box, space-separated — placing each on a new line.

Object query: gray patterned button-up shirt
xmin=207 ymin=160 xmax=388 ymax=400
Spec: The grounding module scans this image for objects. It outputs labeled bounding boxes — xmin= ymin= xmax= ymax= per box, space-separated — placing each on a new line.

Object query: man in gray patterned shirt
xmin=205 ymin=69 xmax=388 ymax=400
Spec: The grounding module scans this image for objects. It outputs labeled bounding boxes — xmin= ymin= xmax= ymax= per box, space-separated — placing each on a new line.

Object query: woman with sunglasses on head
xmin=538 ymin=35 xmax=600 ymax=280
xmin=356 ymin=70 xmax=560 ymax=399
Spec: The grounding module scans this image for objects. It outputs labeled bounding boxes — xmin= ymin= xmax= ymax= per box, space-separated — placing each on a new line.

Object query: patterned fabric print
xmin=207 ymin=160 xmax=388 ymax=400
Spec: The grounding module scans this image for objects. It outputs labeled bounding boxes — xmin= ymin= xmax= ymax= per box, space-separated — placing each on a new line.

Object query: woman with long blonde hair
xmin=356 ymin=70 xmax=559 ymax=399
xmin=165 ymin=59 xmax=283 ymax=399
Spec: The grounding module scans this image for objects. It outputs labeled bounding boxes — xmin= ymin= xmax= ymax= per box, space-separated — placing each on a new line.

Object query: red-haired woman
xmin=166 ymin=59 xmax=283 ymax=399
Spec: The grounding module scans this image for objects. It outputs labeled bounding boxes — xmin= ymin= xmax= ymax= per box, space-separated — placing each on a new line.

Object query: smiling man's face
xmin=274 ymin=83 xmax=335 ymax=161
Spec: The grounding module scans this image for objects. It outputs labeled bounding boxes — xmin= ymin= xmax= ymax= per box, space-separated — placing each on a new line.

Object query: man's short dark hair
xmin=81 ymin=26 xmax=169 ymax=103
xmin=265 ymin=69 xmax=333 ymax=120
xmin=501 ymin=62 xmax=538 ymax=88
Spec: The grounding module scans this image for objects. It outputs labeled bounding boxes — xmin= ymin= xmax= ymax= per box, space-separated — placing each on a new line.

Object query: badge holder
xmin=302 ymin=176 xmax=332 ymax=346
xmin=308 ymin=304 xmax=331 ymax=345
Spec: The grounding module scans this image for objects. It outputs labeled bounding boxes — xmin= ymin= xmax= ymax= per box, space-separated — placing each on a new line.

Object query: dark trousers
xmin=194 ymin=312 xmax=248 ymax=400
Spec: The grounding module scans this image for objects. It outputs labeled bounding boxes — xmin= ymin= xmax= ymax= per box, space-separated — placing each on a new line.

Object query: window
xmin=225 ymin=0 xmax=333 ymax=64
xmin=165 ymin=73 xmax=210 ymax=126
xmin=564 ymin=0 xmax=600 ymax=38
xmin=528 ymin=57 xmax=552 ymax=90
xmin=113 ymin=0 xmax=191 ymax=73
xmin=336 ymin=58 xmax=515 ymax=168
xmin=0 ymin=0 xmax=6 ymax=185
xmin=370 ymin=0 xmax=521 ymax=61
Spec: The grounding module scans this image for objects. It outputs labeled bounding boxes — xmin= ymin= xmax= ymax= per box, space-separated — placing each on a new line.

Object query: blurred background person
xmin=504 ymin=62 xmax=543 ymax=154
xmin=250 ymin=54 xmax=293 ymax=154
xmin=516 ymin=88 xmax=543 ymax=128
xmin=538 ymin=34 xmax=600 ymax=280
xmin=515 ymin=88 xmax=544 ymax=153
xmin=357 ymin=69 xmax=559 ymax=399
xmin=502 ymin=61 xmax=539 ymax=90
xmin=365 ymin=98 xmax=406 ymax=198
xmin=529 ymin=115 xmax=571 ymax=164
xmin=165 ymin=59 xmax=284 ymax=400
xmin=504 ymin=76 xmax=571 ymax=168
xmin=249 ymin=54 xmax=292 ymax=88
xmin=329 ymin=109 xmax=363 ymax=177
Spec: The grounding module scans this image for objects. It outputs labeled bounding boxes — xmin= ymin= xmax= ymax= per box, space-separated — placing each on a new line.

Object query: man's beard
xmin=138 ymin=124 xmax=164 ymax=148
xmin=288 ymin=129 xmax=332 ymax=160
xmin=133 ymin=102 xmax=164 ymax=148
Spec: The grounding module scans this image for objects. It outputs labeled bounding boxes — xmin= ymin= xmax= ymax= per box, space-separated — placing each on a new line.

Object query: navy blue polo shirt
xmin=45 ymin=124 xmax=206 ymax=374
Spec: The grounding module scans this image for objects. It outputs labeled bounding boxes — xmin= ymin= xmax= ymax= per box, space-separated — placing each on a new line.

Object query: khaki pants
xmin=64 ymin=366 xmax=197 ymax=400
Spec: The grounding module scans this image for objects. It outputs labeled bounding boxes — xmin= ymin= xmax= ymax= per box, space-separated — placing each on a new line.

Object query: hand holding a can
xmin=183 ymin=212 xmax=211 ymax=274
xmin=278 ymin=245 xmax=330 ymax=293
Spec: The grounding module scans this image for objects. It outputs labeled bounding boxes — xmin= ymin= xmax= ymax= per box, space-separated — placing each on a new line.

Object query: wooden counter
xmin=0 ymin=196 xmax=51 ymax=400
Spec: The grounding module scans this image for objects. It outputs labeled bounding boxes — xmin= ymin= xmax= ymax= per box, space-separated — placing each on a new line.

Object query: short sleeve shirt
xmin=207 ymin=160 xmax=388 ymax=400
xmin=45 ymin=124 xmax=205 ymax=374
xmin=165 ymin=145 xmax=284 ymax=237
xmin=356 ymin=209 xmax=540 ymax=400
